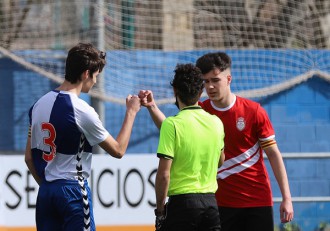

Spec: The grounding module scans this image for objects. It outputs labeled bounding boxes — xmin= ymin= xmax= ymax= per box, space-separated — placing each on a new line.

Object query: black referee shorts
xmin=161 ymin=193 xmax=221 ymax=231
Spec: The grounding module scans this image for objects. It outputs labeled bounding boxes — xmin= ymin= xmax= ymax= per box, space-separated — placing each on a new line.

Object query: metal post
xmin=91 ymin=0 xmax=105 ymax=154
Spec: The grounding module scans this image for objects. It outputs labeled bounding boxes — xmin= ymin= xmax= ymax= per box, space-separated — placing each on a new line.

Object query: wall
xmin=0 ymin=50 xmax=330 ymax=230
xmin=1 ymin=50 xmax=329 ymax=154
xmin=261 ymin=77 xmax=330 ymax=152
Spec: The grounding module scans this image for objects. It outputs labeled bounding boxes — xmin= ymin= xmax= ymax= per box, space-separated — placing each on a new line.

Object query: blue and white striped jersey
xmin=29 ymin=90 xmax=109 ymax=182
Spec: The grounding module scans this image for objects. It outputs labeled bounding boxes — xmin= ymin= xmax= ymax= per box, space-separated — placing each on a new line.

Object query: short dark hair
xmin=171 ymin=63 xmax=203 ymax=106
xmin=195 ymin=52 xmax=231 ymax=74
xmin=65 ymin=43 xmax=106 ymax=83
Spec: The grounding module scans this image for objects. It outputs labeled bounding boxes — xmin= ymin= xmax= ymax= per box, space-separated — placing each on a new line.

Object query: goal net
xmin=1 ymin=0 xmax=330 ymax=105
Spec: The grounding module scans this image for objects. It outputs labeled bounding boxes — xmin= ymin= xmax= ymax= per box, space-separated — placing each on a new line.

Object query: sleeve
xmin=156 ymin=118 xmax=175 ymax=160
xmin=76 ymin=105 xmax=110 ymax=146
xmin=256 ymin=105 xmax=276 ymax=149
xmin=218 ymin=118 xmax=225 ymax=151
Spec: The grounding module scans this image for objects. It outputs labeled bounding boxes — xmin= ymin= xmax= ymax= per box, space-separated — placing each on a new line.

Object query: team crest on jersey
xmin=236 ymin=117 xmax=245 ymax=131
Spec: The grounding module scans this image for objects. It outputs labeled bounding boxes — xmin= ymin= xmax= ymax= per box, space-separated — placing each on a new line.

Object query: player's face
xmin=82 ymin=70 xmax=99 ymax=93
xmin=202 ymin=68 xmax=231 ymax=102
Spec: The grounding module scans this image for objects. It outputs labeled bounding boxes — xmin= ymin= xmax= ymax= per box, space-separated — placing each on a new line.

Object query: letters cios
xmin=91 ymin=168 xmax=157 ymax=208
xmin=4 ymin=167 xmax=157 ymax=210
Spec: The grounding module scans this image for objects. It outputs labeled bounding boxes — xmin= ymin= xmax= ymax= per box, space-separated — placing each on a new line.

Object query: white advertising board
xmin=0 ymin=154 xmax=158 ymax=228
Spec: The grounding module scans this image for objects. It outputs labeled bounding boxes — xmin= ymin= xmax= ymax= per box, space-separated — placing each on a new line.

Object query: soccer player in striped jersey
xmin=24 ymin=43 xmax=141 ymax=231
xmin=196 ymin=52 xmax=294 ymax=231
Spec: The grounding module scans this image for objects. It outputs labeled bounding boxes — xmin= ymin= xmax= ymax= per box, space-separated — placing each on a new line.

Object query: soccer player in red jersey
xmin=195 ymin=52 xmax=294 ymax=231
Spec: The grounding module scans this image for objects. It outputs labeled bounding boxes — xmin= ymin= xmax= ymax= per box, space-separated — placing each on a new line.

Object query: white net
xmin=0 ymin=0 xmax=330 ymax=105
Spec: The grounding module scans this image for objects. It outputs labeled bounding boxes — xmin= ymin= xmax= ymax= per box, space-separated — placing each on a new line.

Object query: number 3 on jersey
xmin=42 ymin=122 xmax=57 ymax=161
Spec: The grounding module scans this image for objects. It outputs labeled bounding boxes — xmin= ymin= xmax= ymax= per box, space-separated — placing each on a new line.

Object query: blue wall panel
xmin=0 ymin=58 xmax=15 ymax=151
xmin=263 ymin=77 xmax=330 ymax=153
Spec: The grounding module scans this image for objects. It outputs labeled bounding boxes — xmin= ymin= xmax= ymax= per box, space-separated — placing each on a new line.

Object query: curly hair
xmin=65 ymin=43 xmax=106 ymax=83
xmin=171 ymin=63 xmax=204 ymax=106
xmin=195 ymin=52 xmax=231 ymax=74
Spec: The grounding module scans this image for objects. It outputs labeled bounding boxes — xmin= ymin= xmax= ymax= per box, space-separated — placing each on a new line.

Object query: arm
xmin=24 ymin=132 xmax=42 ymax=185
xmin=99 ymin=95 xmax=140 ymax=158
xmin=264 ymin=144 xmax=294 ymax=223
xmin=218 ymin=150 xmax=225 ymax=167
xmin=155 ymin=157 xmax=172 ymax=213
xmin=138 ymin=90 xmax=166 ymax=129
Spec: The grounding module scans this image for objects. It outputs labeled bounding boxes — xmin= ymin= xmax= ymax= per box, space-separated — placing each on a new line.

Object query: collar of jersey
xmin=181 ymin=105 xmax=202 ymax=111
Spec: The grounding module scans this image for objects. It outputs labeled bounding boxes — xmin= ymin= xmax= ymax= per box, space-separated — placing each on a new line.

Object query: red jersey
xmin=200 ymin=95 xmax=275 ymax=207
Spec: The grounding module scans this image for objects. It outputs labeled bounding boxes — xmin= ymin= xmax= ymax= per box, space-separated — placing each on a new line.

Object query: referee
xmin=141 ymin=63 xmax=225 ymax=231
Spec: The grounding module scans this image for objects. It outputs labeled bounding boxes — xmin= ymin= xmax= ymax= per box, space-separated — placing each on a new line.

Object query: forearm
xmin=266 ymin=147 xmax=292 ymax=200
xmin=25 ymin=137 xmax=41 ymax=185
xmin=115 ymin=110 xmax=137 ymax=156
xmin=218 ymin=150 xmax=225 ymax=167
xmin=271 ymin=159 xmax=291 ymax=199
xmin=147 ymin=104 xmax=166 ymax=130
xmin=25 ymin=159 xmax=42 ymax=185
xmin=155 ymin=172 xmax=169 ymax=211
xmin=265 ymin=145 xmax=293 ymax=222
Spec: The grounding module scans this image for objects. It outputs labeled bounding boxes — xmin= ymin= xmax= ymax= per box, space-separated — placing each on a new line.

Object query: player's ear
xmin=227 ymin=75 xmax=232 ymax=85
xmin=82 ymin=70 xmax=89 ymax=81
